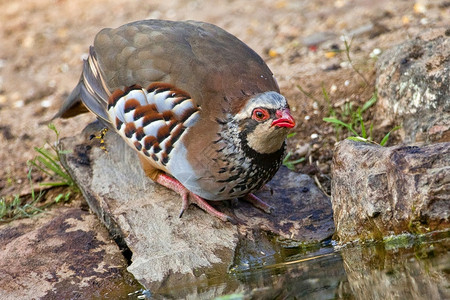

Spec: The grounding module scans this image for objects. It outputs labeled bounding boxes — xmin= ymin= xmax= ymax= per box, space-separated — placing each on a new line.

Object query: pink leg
xmin=188 ymin=192 xmax=236 ymax=223
xmin=155 ymin=173 xmax=190 ymax=215
xmin=242 ymin=193 xmax=273 ymax=214
xmin=155 ymin=173 xmax=235 ymax=223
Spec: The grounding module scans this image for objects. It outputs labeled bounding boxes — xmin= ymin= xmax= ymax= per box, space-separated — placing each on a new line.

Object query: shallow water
xmin=123 ymin=231 xmax=449 ymax=299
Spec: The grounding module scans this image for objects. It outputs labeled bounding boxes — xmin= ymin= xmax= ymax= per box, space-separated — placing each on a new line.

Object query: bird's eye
xmin=252 ymin=108 xmax=269 ymax=121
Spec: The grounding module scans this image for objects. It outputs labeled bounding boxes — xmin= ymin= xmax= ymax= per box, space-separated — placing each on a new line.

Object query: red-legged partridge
xmin=56 ymin=20 xmax=295 ymax=222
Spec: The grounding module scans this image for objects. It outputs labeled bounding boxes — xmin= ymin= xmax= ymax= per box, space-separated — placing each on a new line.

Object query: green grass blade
xmin=34 ymin=151 xmax=71 ymax=181
xmin=288 ymin=157 xmax=306 ymax=165
xmin=34 ymin=147 xmax=60 ymax=169
xmin=47 ymin=123 xmax=60 ymax=142
xmin=380 ymin=126 xmax=401 ymax=146
xmin=28 ymin=160 xmax=54 ymax=178
xmin=362 ymin=91 xmax=378 ymax=113
xmin=39 ymin=181 xmax=70 ymax=187
xmin=358 ymin=109 xmax=367 ymax=139
xmin=323 ymin=117 xmax=359 ymax=136
xmin=283 ymin=151 xmax=305 ymax=170
xmin=369 ymin=123 xmax=374 ymax=141
xmin=321 ymin=84 xmax=330 ymax=103
xmin=2 ymin=124 xmax=79 ymax=222
xmin=35 ymin=155 xmax=57 ymax=171
xmin=57 ymin=150 xmax=73 ymax=155
xmin=297 ymin=84 xmax=319 ymax=103
xmin=35 ymin=156 xmax=69 ymax=180
xmin=287 ymin=132 xmax=297 ymax=139
xmin=32 ymin=148 xmax=64 ymax=177
xmin=347 ymin=136 xmax=370 ymax=143
xmin=0 ymin=199 xmax=7 ymax=219
xmin=283 ymin=152 xmax=292 ymax=161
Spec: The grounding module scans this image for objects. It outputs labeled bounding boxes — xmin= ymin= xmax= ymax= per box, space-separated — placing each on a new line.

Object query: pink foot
xmin=155 ymin=173 xmax=235 ymax=223
xmin=241 ymin=193 xmax=273 ymax=213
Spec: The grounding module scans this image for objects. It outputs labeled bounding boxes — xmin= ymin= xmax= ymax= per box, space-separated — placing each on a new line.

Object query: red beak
xmin=272 ymin=109 xmax=296 ymax=128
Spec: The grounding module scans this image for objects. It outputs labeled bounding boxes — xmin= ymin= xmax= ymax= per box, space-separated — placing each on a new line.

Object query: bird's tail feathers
xmin=52 ymin=47 xmax=111 ymax=124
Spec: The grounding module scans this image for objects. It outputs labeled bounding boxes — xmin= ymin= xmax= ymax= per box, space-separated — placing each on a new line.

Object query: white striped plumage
xmin=107 ymin=84 xmax=200 ymax=174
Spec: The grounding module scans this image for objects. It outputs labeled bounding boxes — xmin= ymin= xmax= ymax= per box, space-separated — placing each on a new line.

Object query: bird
xmin=55 ymin=19 xmax=295 ymax=222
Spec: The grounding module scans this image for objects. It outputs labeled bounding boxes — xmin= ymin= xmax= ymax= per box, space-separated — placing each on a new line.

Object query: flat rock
xmin=60 ymin=121 xmax=334 ymax=291
xmin=331 ymin=140 xmax=450 ymax=244
xmin=376 ymin=27 xmax=450 ymax=143
xmin=0 ymin=204 xmax=138 ymax=300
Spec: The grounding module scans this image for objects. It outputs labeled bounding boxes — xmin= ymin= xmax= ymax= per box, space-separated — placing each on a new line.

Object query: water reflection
xmin=143 ymin=233 xmax=449 ymax=299
xmin=232 ymin=248 xmax=347 ymax=299
xmin=339 ymin=234 xmax=449 ymax=300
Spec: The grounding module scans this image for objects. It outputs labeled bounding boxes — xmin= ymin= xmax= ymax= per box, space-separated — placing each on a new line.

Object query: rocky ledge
xmin=59 ymin=121 xmax=334 ymax=291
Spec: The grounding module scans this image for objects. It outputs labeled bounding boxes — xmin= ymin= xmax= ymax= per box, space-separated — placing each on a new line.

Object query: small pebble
xmin=60 ymin=63 xmax=69 ymax=73
xmin=269 ymin=47 xmax=285 ymax=58
xmin=402 ymin=15 xmax=410 ymax=25
xmin=147 ymin=10 xmax=162 ymax=19
xmin=295 ymin=143 xmax=311 ymax=157
xmin=339 ymin=34 xmax=350 ymax=42
xmin=14 ymin=100 xmax=24 ymax=108
xmin=323 ymin=64 xmax=341 ymax=71
xmin=268 ymin=49 xmax=278 ymax=57
xmin=335 ymin=0 xmax=348 ymax=8
xmin=311 ymin=133 xmax=319 ymax=139
xmin=331 ymin=44 xmax=340 ymax=51
xmin=414 ymin=2 xmax=427 ymax=14
xmin=275 ymin=0 xmax=287 ymax=8
xmin=41 ymin=99 xmax=52 ymax=108
xmin=22 ymin=35 xmax=35 ymax=48
xmin=48 ymin=80 xmax=56 ymax=88
xmin=325 ymin=51 xmax=336 ymax=58
xmin=370 ymin=48 xmax=382 ymax=58
xmin=340 ymin=61 xmax=350 ymax=68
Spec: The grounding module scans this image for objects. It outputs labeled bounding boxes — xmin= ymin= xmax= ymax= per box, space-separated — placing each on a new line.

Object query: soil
xmin=0 ymin=0 xmax=448 ymax=206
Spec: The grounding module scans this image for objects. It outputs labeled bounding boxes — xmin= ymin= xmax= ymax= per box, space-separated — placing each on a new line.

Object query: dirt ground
xmin=0 ymin=0 xmax=448 ymax=204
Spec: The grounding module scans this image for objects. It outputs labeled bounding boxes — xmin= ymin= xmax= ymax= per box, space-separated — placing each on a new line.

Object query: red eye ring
xmin=252 ymin=108 xmax=270 ymax=121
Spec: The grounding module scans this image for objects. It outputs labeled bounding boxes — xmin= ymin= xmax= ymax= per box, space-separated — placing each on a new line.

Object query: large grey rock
xmin=376 ymin=27 xmax=450 ymax=143
xmin=0 ymin=204 xmax=138 ymax=300
xmin=331 ymin=140 xmax=449 ymax=244
xmin=60 ymin=121 xmax=334 ymax=291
